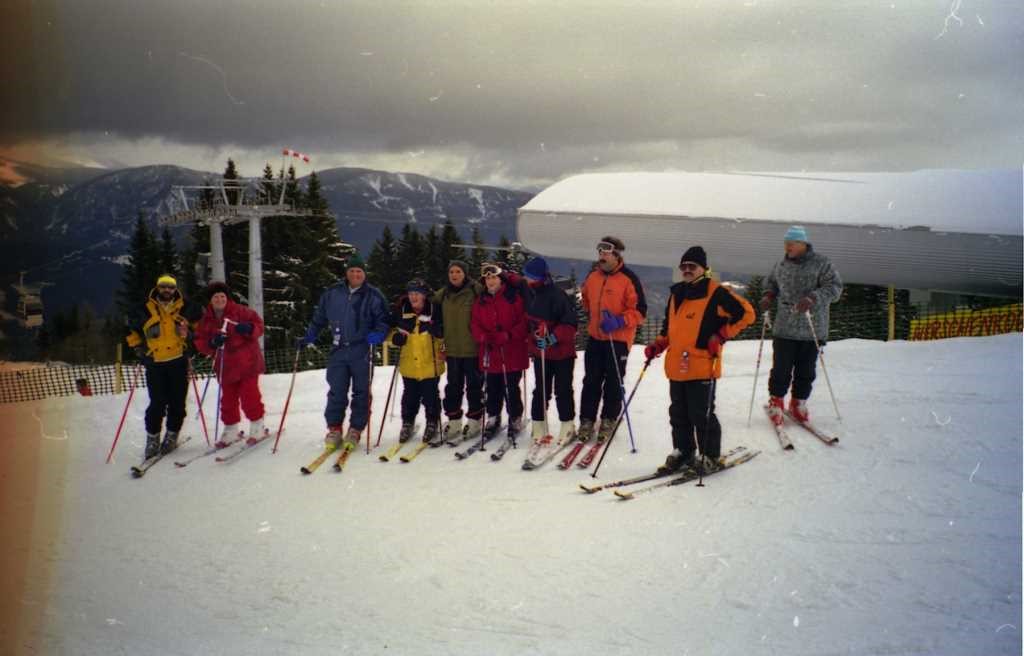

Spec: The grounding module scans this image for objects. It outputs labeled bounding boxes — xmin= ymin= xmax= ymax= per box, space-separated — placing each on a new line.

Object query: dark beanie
xmin=206 ymin=280 xmax=231 ymax=297
xmin=679 ymin=246 xmax=708 ymax=269
xmin=448 ymin=260 xmax=469 ymax=276
xmin=406 ymin=278 xmax=430 ymax=295
xmin=522 ymin=257 xmax=549 ymax=281
xmin=346 ymin=253 xmax=366 ymax=272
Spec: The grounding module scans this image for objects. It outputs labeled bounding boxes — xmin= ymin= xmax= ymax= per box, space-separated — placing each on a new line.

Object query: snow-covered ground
xmin=3 ymin=334 xmax=1021 ymax=655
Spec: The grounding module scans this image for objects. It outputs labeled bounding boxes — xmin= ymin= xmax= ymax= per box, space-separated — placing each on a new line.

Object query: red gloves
xmin=644 ymin=336 xmax=669 ymax=360
xmin=795 ymin=296 xmax=814 ymax=313
xmin=488 ymin=331 xmax=509 ymax=346
xmin=707 ymin=326 xmax=729 ymax=358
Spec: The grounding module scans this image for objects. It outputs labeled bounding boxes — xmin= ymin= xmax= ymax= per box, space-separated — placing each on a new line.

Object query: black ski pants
xmin=443 ymin=355 xmax=485 ymax=420
xmin=401 ymin=376 xmax=441 ymax=424
xmin=530 ymin=356 xmax=576 ymax=422
xmin=579 ymin=338 xmax=629 ymax=422
xmin=144 ymin=357 xmax=189 ymax=435
xmin=768 ymin=338 xmax=819 ymax=400
xmin=485 ymin=370 xmax=523 ymax=420
xmin=669 ymin=379 xmax=721 ymax=459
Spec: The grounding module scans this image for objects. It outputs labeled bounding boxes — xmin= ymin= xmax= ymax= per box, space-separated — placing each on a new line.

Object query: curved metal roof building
xmin=517 ymin=169 xmax=1023 ymax=297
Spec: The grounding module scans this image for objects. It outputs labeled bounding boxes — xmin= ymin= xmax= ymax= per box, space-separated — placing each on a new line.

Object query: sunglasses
xmin=596 ymin=241 xmax=616 ymax=254
xmin=679 ymin=263 xmax=702 ymax=272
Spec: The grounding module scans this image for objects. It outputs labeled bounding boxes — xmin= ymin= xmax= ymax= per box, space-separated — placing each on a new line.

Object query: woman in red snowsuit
xmin=470 ymin=263 xmax=529 ymax=437
xmin=193 ymin=281 xmax=267 ymax=446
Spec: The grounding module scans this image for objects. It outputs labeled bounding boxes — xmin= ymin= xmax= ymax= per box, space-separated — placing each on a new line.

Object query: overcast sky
xmin=2 ymin=0 xmax=1022 ymax=189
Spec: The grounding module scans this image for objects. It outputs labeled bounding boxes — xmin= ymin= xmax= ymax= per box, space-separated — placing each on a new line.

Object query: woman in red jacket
xmin=193 ymin=281 xmax=267 ymax=447
xmin=470 ymin=263 xmax=529 ymax=439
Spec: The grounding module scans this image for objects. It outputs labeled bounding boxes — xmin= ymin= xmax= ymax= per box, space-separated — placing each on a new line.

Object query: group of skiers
xmin=125 ymin=225 xmax=842 ymax=473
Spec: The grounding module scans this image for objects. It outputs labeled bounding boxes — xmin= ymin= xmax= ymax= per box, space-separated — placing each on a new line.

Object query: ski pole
xmin=189 ymin=360 xmax=211 ymax=447
xmin=591 ymin=357 xmax=652 ymax=478
xmin=375 ymin=353 xmax=400 ymax=447
xmin=498 ymin=346 xmax=517 ymax=448
xmin=272 ymin=347 xmax=302 ymax=453
xmin=365 ymin=346 xmax=375 ymax=454
xmin=539 ymin=342 xmax=548 ymax=437
xmin=746 ymin=311 xmax=771 ymax=427
xmin=105 ymin=362 xmax=143 ymax=463
xmin=805 ymin=311 xmax=841 ymax=421
xmin=212 ymin=317 xmax=235 ymax=441
xmin=695 ymin=360 xmax=718 ymax=488
xmin=478 ymin=346 xmax=491 ymax=452
xmin=606 ymin=338 xmax=637 ymax=452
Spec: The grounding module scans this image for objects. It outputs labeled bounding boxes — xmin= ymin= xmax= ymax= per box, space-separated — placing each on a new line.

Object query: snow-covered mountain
xmin=0 ymin=164 xmax=532 ymax=319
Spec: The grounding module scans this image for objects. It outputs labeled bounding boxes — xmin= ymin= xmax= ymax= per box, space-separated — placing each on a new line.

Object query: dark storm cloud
xmin=3 ymin=0 xmax=1022 ymax=181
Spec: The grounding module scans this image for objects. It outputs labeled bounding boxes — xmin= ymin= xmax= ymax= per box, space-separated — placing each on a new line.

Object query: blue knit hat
xmin=784 ymin=225 xmax=808 ymax=243
xmin=406 ymin=278 xmax=430 ymax=295
xmin=523 ymin=257 xmax=549 ymax=282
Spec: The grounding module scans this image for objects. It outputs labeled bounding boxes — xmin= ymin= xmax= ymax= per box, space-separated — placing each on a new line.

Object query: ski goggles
xmin=596 ymin=240 xmax=617 ymax=254
xmin=481 ymin=263 xmax=502 ymax=278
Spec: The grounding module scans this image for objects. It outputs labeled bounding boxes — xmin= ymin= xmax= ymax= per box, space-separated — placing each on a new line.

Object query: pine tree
xmin=439 ymin=220 xmax=466 ymax=276
xmin=158 ymin=227 xmax=178 ymax=279
xmin=468 ymin=226 xmax=487 ymax=278
xmin=396 ymin=223 xmax=425 ymax=285
xmin=423 ymin=225 xmax=446 ymax=287
xmin=260 ymin=164 xmax=311 ymax=349
xmin=220 ymin=159 xmax=249 ymax=298
xmin=367 ymin=225 xmax=402 ymax=302
xmin=303 ymin=169 xmax=351 ymax=297
xmin=117 ymin=213 xmax=162 ymax=319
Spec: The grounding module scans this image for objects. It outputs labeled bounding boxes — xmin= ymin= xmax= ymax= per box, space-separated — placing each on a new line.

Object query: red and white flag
xmin=282 ymin=149 xmax=311 ymax=163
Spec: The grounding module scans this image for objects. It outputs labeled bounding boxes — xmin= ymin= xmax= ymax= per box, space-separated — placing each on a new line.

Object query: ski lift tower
xmin=158 ymin=173 xmax=327 ymax=344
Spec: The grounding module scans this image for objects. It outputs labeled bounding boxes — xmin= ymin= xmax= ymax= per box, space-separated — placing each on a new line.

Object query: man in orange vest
xmin=645 ymin=246 xmax=754 ymax=473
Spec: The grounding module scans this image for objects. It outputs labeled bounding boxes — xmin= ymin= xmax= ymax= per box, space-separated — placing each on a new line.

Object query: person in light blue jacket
xmin=298 ymin=254 xmax=390 ymax=450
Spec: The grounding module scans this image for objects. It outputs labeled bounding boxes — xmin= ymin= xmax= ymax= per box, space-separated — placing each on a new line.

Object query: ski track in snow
xmin=3 ymin=335 xmax=1021 ymax=655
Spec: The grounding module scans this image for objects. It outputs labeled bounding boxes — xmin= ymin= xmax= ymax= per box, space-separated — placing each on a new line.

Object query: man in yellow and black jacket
xmin=644 ymin=246 xmax=754 ymax=473
xmin=125 ymin=274 xmax=201 ymax=459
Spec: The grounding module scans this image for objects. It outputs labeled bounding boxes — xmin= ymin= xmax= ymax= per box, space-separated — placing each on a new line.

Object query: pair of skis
xmin=379 ymin=424 xmax=437 ymax=463
xmin=522 ymin=426 xmax=577 ymax=470
xmin=130 ymin=434 xmax=194 ymax=478
xmin=579 ymin=446 xmax=759 ymax=500
xmin=765 ymin=406 xmax=840 ymax=450
xmin=300 ymin=442 xmax=357 ymax=474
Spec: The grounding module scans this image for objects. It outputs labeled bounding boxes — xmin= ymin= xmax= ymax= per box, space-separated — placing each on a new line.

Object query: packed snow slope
xmin=3 ymin=334 xmax=1021 ymax=655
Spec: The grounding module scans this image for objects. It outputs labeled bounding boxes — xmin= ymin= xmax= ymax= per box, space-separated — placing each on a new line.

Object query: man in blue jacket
xmin=298 ymin=254 xmax=390 ymax=450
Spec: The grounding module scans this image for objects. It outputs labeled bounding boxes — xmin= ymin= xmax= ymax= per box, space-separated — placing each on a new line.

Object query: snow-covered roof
xmin=521 ymin=170 xmax=1022 ymax=236
xmin=517 ymin=169 xmax=1023 ymax=296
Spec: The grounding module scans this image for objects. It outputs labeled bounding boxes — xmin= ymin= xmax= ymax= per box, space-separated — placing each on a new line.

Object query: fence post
xmin=115 ymin=343 xmax=123 ymax=394
xmin=887 ymin=285 xmax=895 ymax=341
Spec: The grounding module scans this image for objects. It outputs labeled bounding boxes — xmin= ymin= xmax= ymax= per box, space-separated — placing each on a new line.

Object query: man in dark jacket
xmin=759 ymin=226 xmax=843 ymax=425
xmin=298 ymin=254 xmax=390 ymax=451
xmin=521 ymin=256 xmax=578 ymax=444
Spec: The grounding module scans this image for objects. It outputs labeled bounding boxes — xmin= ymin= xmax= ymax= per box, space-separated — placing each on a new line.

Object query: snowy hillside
xmin=3 ymin=334 xmax=1021 ymax=655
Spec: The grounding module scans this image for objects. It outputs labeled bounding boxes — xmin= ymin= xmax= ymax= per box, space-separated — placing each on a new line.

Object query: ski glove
xmin=643 ymin=336 xmax=669 ymax=360
xmin=794 ymin=296 xmax=814 ymax=313
xmin=535 ymin=333 xmax=557 ymax=350
xmin=296 ymin=327 xmax=318 ymax=349
xmin=234 ymin=321 xmax=254 ymax=336
xmin=133 ymin=345 xmax=149 ymax=362
xmin=759 ymin=293 xmax=775 ymax=312
xmin=600 ymin=310 xmax=626 ymax=334
xmin=209 ymin=333 xmax=227 ymax=349
xmin=391 ymin=330 xmax=408 ymax=347
xmin=367 ymin=331 xmax=387 ymax=346
xmin=707 ymin=326 xmax=730 ymax=358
